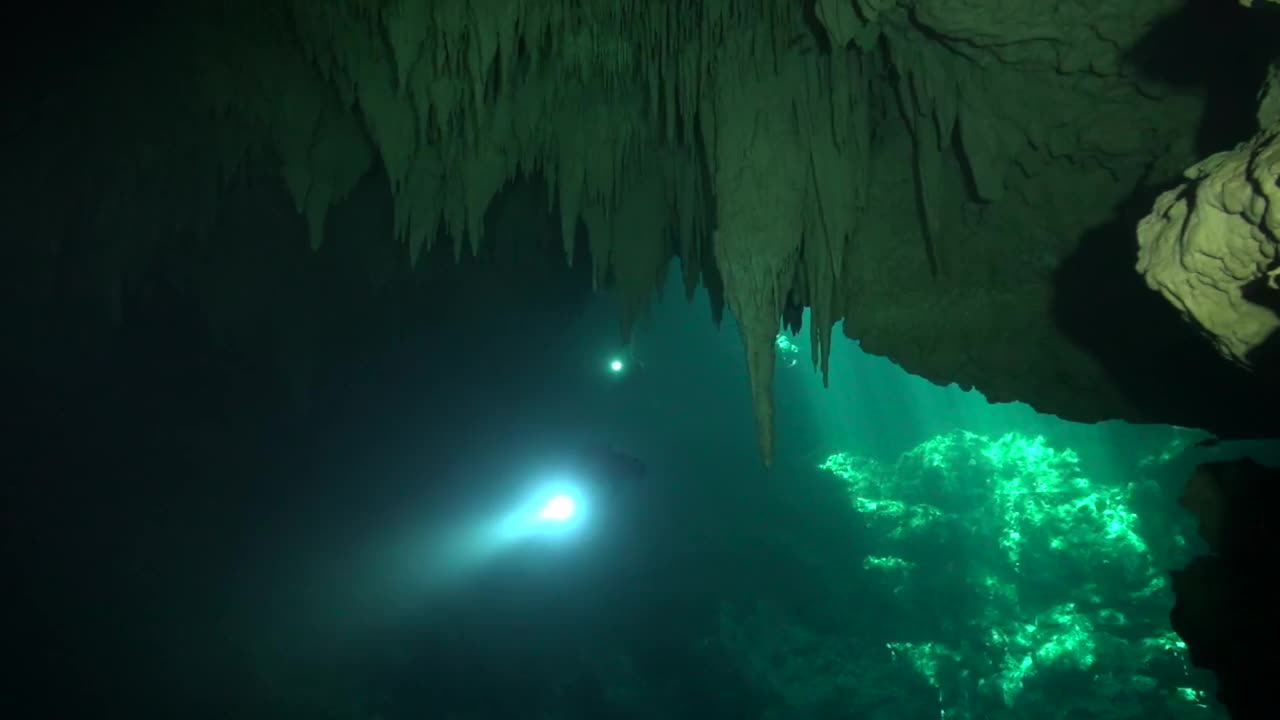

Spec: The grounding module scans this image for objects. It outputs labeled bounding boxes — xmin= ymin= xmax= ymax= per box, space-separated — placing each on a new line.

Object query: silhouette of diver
xmin=572 ymin=444 xmax=647 ymax=493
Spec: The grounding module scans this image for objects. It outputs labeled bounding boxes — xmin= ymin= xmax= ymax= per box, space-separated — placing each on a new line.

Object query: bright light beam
xmin=538 ymin=494 xmax=577 ymax=522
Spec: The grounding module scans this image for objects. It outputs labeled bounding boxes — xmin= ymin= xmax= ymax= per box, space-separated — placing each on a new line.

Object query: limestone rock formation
xmin=1136 ymin=116 xmax=1280 ymax=372
xmin=1170 ymin=458 xmax=1280 ymax=720
xmin=5 ymin=0 xmax=1280 ymax=463
xmin=1135 ymin=0 xmax=1280 ymax=379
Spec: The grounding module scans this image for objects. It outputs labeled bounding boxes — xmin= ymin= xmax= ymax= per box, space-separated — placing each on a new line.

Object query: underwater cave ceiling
xmin=6 ymin=0 xmax=1280 ymax=465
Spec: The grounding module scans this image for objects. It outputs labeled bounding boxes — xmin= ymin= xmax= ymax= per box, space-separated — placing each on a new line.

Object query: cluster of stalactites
xmin=188 ymin=0 xmax=874 ymax=465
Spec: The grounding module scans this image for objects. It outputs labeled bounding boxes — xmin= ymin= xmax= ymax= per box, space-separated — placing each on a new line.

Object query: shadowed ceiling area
xmin=5 ymin=0 xmax=1279 ymax=467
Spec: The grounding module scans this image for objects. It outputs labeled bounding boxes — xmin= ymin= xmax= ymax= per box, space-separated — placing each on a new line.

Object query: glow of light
xmin=538 ymin=494 xmax=577 ymax=522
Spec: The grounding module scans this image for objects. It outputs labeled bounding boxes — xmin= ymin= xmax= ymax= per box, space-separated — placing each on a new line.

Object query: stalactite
xmin=174 ymin=0 xmax=885 ymax=464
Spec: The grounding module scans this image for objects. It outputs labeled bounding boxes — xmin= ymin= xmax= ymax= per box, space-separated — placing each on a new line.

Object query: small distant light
xmin=538 ymin=494 xmax=576 ymax=522
xmin=609 ymin=359 xmax=624 ymax=373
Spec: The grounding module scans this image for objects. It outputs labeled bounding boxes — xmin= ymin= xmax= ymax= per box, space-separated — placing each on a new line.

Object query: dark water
xmin=6 ymin=265 xmax=1260 ymax=720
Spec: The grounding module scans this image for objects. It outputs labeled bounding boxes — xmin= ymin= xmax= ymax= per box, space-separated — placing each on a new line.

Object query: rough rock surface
xmin=4 ymin=0 xmax=1280 ymax=461
xmin=1137 ymin=114 xmax=1280 ymax=372
xmin=1170 ymin=458 xmax=1280 ymax=720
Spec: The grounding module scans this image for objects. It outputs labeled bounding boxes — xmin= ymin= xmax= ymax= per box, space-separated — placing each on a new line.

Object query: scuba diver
xmin=603 ymin=331 xmax=650 ymax=386
xmin=604 ymin=350 xmax=646 ymax=385
xmin=571 ymin=443 xmax=647 ymax=501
